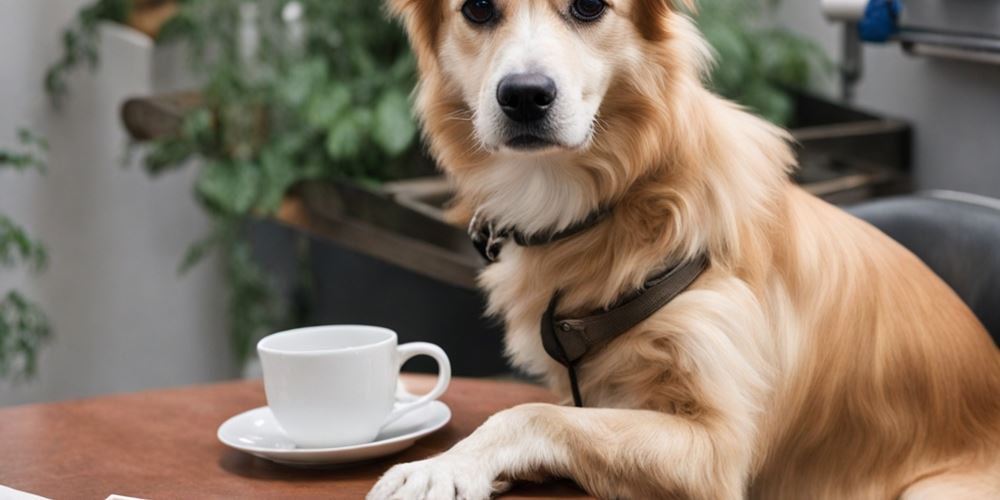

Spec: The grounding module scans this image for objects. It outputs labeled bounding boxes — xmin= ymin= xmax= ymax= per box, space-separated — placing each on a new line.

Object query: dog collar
xmin=467 ymin=206 xmax=613 ymax=263
xmin=540 ymin=253 xmax=710 ymax=407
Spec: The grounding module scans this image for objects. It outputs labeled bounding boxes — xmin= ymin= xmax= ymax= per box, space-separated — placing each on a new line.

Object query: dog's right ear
xmin=386 ymin=0 xmax=443 ymax=65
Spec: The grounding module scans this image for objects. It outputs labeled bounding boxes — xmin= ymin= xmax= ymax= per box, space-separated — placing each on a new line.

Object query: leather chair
xmin=848 ymin=191 xmax=1000 ymax=347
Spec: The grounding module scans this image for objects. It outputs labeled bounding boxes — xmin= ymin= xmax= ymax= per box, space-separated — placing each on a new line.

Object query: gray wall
xmin=776 ymin=1 xmax=1000 ymax=198
xmin=0 ymin=1 xmax=235 ymax=406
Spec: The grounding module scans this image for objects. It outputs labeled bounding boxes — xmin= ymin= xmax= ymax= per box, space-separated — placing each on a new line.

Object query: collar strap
xmin=468 ymin=207 xmax=613 ymax=263
xmin=540 ymin=253 xmax=710 ymax=407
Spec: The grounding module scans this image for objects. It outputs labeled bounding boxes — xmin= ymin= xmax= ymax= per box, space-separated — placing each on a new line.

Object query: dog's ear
xmin=633 ymin=0 xmax=696 ymax=41
xmin=386 ymin=0 xmax=443 ymax=65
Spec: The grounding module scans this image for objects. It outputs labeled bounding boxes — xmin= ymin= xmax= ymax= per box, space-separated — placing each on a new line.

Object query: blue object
xmin=859 ymin=0 xmax=902 ymax=43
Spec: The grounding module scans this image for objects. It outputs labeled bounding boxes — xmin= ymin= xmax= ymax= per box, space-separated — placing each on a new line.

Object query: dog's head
xmin=389 ymin=0 xmax=710 ymax=230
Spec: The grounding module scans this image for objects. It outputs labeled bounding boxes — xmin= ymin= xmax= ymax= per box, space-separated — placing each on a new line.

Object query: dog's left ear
xmin=633 ymin=0 xmax=696 ymax=41
xmin=386 ymin=0 xmax=443 ymax=65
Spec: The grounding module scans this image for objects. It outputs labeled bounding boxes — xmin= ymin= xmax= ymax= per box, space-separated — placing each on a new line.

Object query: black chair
xmin=848 ymin=191 xmax=1000 ymax=347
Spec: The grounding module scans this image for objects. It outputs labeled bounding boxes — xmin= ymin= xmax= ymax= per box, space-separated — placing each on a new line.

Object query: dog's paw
xmin=367 ymin=455 xmax=500 ymax=500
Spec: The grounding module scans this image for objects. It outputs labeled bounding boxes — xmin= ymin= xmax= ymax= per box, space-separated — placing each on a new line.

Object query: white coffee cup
xmin=257 ymin=325 xmax=451 ymax=448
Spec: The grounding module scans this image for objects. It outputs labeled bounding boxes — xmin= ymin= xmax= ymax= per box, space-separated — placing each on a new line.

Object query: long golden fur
xmin=371 ymin=1 xmax=1000 ymax=498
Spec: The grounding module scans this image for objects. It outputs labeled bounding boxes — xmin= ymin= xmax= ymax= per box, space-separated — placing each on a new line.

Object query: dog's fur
xmin=371 ymin=1 xmax=1000 ymax=498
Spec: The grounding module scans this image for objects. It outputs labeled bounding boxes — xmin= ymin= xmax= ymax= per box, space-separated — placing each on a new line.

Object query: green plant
xmin=698 ymin=0 xmax=829 ymax=124
xmin=48 ymin=0 xmax=423 ymax=365
xmin=144 ymin=0 xmax=423 ymax=362
xmin=0 ymin=129 xmax=52 ymax=379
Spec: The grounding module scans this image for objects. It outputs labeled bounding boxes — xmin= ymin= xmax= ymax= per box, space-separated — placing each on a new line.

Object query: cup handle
xmin=382 ymin=342 xmax=451 ymax=427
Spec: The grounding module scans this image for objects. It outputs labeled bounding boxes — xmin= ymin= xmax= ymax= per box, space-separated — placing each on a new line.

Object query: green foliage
xmin=0 ymin=130 xmax=52 ymax=380
xmin=45 ymin=0 xmax=133 ymax=104
xmin=697 ymin=0 xmax=830 ymax=124
xmin=144 ymin=0 xmax=423 ymax=362
xmin=46 ymin=0 xmax=424 ymax=364
xmin=148 ymin=0 xmax=421 ymax=182
xmin=0 ymin=217 xmax=49 ymax=273
xmin=0 ymin=129 xmax=49 ymax=174
xmin=0 ymin=292 xmax=52 ymax=379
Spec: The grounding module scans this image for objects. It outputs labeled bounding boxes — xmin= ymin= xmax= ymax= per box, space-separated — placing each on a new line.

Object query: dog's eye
xmin=570 ymin=0 xmax=606 ymax=22
xmin=462 ymin=0 xmax=496 ymax=25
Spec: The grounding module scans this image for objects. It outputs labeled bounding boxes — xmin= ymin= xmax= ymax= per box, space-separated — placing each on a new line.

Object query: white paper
xmin=0 ymin=486 xmax=150 ymax=500
xmin=0 ymin=485 xmax=51 ymax=500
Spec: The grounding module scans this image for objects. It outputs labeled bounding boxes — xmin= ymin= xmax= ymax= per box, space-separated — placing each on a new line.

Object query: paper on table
xmin=0 ymin=487 xmax=149 ymax=500
xmin=0 ymin=485 xmax=50 ymax=500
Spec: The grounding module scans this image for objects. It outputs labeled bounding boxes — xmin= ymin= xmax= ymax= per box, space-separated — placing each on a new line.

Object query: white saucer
xmin=217 ymin=401 xmax=451 ymax=467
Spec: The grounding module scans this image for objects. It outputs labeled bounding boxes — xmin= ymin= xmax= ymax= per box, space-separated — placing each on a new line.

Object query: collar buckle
xmin=467 ymin=206 xmax=613 ymax=264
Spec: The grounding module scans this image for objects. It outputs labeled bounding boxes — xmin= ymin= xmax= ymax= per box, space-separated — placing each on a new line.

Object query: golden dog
xmin=370 ymin=0 xmax=1000 ymax=498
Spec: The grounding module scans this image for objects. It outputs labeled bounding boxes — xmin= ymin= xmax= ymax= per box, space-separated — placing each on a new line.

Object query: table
xmin=0 ymin=376 xmax=590 ymax=499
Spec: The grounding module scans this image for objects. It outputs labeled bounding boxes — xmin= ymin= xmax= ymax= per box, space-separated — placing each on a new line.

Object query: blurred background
xmin=1 ymin=0 xmax=998 ymax=406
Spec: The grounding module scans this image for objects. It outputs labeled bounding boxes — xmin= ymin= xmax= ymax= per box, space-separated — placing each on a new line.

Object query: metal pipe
xmin=841 ymin=22 xmax=863 ymax=103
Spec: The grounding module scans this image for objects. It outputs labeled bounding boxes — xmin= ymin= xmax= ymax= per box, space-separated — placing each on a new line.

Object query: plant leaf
xmin=0 ymin=290 xmax=52 ymax=379
xmin=372 ymin=90 xmax=416 ymax=156
xmin=196 ymin=161 xmax=261 ymax=215
xmin=325 ymin=113 xmax=364 ymax=160
xmin=306 ymin=84 xmax=351 ymax=128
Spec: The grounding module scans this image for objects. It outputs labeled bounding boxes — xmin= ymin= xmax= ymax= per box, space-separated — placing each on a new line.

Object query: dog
xmin=370 ymin=0 xmax=1000 ymax=498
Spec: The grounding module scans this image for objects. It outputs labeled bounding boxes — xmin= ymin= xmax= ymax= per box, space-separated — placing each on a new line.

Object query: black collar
xmin=467 ymin=206 xmax=613 ymax=263
xmin=541 ymin=253 xmax=710 ymax=407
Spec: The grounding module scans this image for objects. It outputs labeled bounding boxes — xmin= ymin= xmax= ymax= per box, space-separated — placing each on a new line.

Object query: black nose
xmin=496 ymin=73 xmax=557 ymax=123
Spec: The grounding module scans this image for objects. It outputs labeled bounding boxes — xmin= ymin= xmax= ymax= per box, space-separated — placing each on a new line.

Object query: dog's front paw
xmin=367 ymin=455 xmax=501 ymax=500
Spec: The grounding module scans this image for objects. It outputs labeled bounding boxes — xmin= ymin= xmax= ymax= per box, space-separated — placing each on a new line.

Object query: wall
xmin=0 ymin=0 xmax=236 ymax=406
xmin=776 ymin=1 xmax=1000 ymax=198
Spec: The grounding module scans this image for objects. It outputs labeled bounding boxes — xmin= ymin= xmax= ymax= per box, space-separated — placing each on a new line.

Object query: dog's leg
xmin=370 ymin=281 xmax=769 ymax=499
xmin=368 ymin=402 xmax=751 ymax=500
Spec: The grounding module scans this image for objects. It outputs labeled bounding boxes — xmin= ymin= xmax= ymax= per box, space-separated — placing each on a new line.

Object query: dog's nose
xmin=496 ymin=73 xmax=557 ymax=123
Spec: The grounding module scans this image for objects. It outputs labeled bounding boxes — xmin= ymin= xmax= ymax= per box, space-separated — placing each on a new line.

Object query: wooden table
xmin=0 ymin=376 xmax=589 ymax=499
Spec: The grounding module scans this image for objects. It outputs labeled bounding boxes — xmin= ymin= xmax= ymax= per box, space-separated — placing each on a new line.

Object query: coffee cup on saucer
xmin=257 ymin=325 xmax=451 ymax=449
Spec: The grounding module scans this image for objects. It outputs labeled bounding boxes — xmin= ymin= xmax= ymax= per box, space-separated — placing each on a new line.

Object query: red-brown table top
xmin=0 ymin=375 xmax=590 ymax=499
